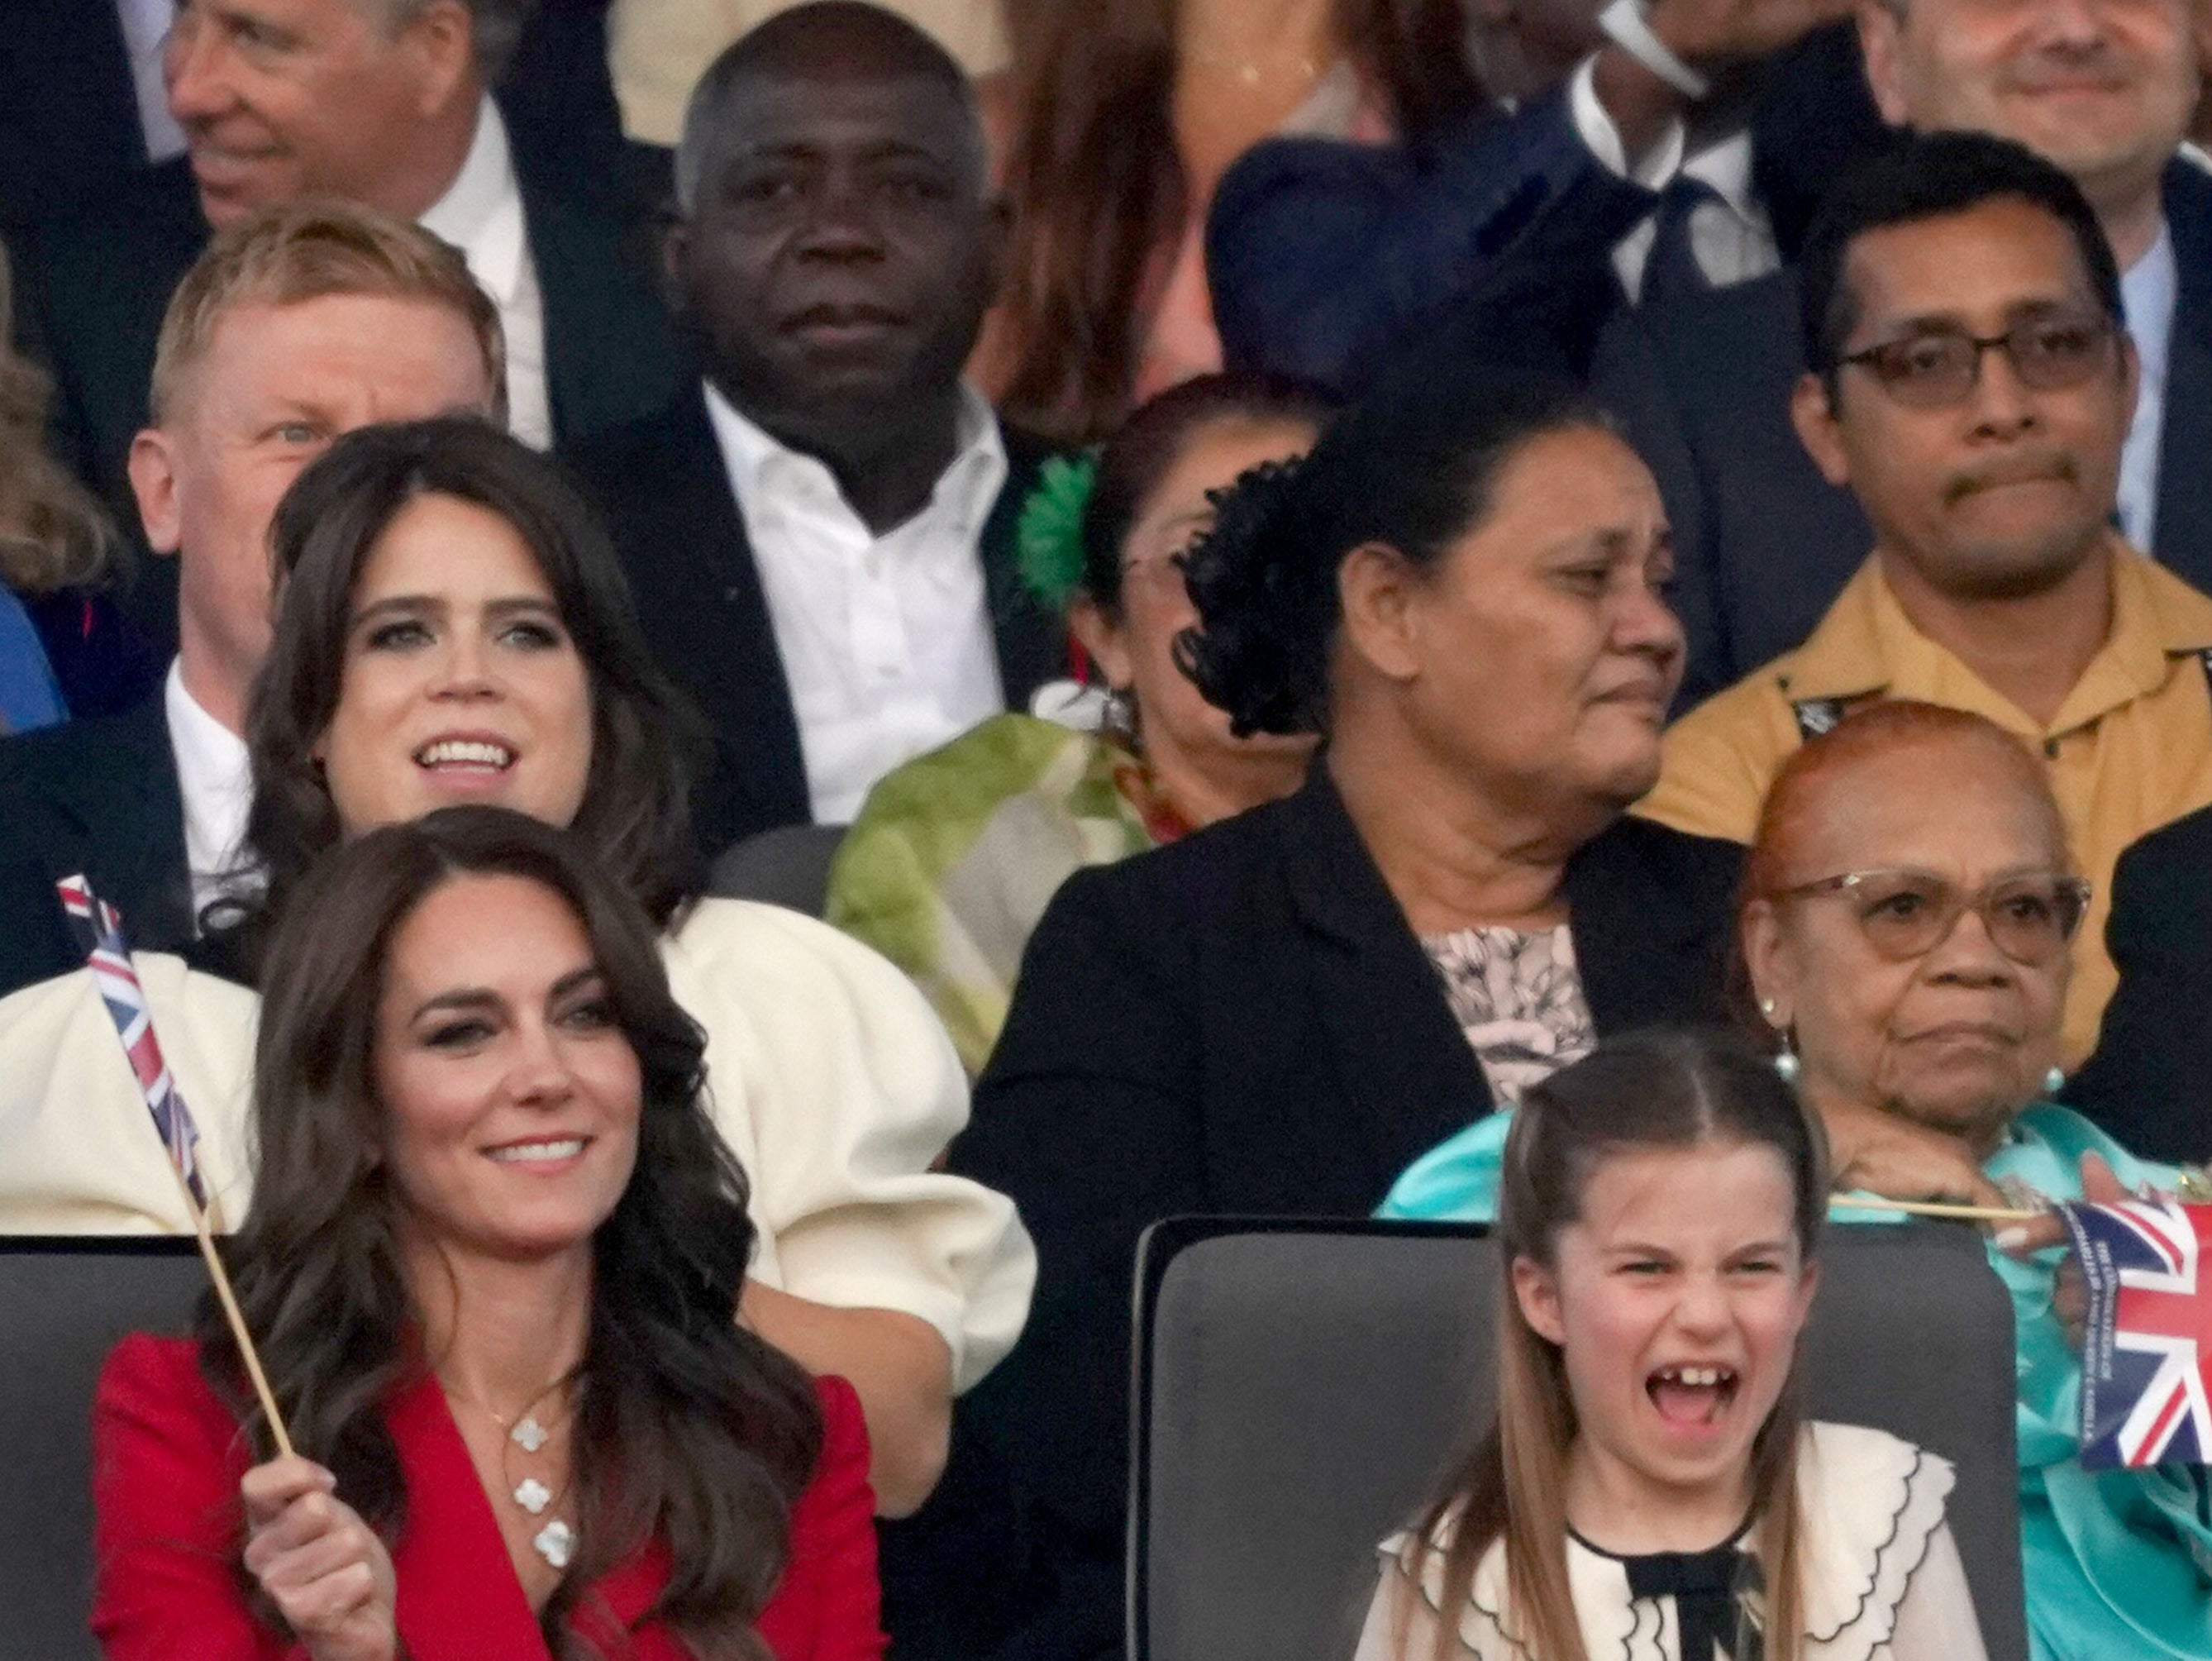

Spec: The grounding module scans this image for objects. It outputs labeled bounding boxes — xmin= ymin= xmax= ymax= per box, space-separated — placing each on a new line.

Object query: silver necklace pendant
xmin=532 ymin=1518 xmax=574 ymax=1569
xmin=510 ymin=1415 xmax=550 ymax=1453
xmin=513 ymin=1477 xmax=551 ymax=1515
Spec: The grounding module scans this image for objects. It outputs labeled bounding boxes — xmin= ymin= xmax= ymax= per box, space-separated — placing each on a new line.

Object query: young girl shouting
xmin=1356 ymin=1030 xmax=1987 ymax=1661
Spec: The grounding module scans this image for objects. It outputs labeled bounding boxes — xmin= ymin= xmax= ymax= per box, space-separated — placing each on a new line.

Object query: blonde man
xmin=0 ymin=200 xmax=503 ymax=995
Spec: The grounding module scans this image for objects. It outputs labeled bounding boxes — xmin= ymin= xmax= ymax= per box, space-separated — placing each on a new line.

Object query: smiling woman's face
xmin=314 ymin=492 xmax=594 ymax=838
xmin=374 ymin=871 xmax=641 ymax=1264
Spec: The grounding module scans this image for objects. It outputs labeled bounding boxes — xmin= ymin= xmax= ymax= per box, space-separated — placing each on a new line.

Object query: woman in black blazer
xmin=942 ymin=369 xmax=1744 ymax=1658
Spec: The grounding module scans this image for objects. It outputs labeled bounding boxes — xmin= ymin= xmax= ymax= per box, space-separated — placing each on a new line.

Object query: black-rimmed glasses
xmin=1838 ymin=313 xmax=2117 ymax=408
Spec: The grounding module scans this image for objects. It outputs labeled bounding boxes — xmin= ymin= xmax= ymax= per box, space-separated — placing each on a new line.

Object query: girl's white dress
xmin=1354 ymin=1422 xmax=1989 ymax=1661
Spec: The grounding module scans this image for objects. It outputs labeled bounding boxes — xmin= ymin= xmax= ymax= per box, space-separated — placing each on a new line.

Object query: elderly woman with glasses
xmin=1385 ymin=702 xmax=2212 ymax=1661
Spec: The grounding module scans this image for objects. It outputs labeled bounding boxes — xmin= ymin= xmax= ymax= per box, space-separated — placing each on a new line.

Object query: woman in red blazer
xmin=90 ymin=807 xmax=886 ymax=1660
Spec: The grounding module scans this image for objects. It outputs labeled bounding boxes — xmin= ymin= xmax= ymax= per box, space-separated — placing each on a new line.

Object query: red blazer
xmin=90 ymin=1335 xmax=885 ymax=1660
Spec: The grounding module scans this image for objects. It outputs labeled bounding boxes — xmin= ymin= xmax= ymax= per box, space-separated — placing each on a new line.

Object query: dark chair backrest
xmin=705 ymin=823 xmax=849 ymax=919
xmin=1132 ymin=1217 xmax=2025 ymax=1661
xmin=1 ymin=1238 xmax=207 ymax=1659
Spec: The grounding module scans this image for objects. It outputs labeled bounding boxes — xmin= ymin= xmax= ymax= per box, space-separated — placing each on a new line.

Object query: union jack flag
xmin=2060 ymin=1198 xmax=2212 ymax=1468
xmin=55 ymin=875 xmax=207 ymax=1210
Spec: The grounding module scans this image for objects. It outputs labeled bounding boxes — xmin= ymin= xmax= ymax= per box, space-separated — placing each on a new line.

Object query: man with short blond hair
xmin=0 ymin=200 xmax=504 ymax=995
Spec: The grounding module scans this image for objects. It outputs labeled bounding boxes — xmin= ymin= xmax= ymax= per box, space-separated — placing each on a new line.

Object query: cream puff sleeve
xmin=0 ymin=953 xmax=258 ymax=1234
xmin=660 ymin=897 xmax=1036 ymax=1391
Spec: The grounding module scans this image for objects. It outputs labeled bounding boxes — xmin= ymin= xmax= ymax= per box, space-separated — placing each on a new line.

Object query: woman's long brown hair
xmin=204 ymin=807 xmax=822 ymax=1660
xmin=993 ymin=0 xmax=1485 ymax=444
xmin=1404 ymin=1030 xmax=1828 ymax=1661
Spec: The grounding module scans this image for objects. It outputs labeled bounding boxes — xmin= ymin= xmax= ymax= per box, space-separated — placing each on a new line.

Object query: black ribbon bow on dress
xmin=1623 ymin=1543 xmax=1764 ymax=1661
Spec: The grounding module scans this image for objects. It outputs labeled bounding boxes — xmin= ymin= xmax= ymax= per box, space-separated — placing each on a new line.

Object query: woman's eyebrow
xmin=411 ymin=986 xmax=498 ymax=1021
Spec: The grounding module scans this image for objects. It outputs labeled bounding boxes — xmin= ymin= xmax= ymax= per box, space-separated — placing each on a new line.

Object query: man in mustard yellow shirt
xmin=1638 ymin=133 xmax=2212 ymax=1064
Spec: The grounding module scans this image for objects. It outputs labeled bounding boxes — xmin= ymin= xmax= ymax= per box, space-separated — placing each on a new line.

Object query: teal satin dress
xmin=1379 ymin=1101 xmax=2212 ymax=1661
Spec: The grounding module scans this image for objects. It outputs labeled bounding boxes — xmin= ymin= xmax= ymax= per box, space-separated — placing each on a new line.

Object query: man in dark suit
xmin=12 ymin=0 xmax=679 ymax=643
xmin=1206 ymin=2 xmax=1872 ymax=394
xmin=2067 ymin=800 xmax=2212 ymax=1162
xmin=0 ymin=203 xmax=503 ymax=999
xmin=565 ymin=2 xmax=1063 ymax=860
xmin=1595 ymin=0 xmax=2211 ymax=707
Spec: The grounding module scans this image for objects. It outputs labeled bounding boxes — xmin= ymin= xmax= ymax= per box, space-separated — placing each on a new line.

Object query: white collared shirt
xmin=162 ymin=660 xmax=253 ymax=922
xmin=703 ymin=382 xmax=1009 ymax=823
xmin=2117 ymin=223 xmax=2176 ymax=551
xmin=419 ymin=98 xmax=551 ymax=448
xmin=1567 ymin=56 xmax=1781 ymax=298
xmin=114 ymin=0 xmax=187 ymax=163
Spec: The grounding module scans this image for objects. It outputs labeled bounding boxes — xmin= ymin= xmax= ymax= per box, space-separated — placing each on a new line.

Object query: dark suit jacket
xmin=1595 ymin=159 xmax=2212 ymax=710
xmin=2064 ymin=802 xmax=2212 ymax=1162
xmin=563 ymin=387 xmax=1069 ymax=859
xmin=0 ymin=2 xmax=145 ymax=232
xmin=1207 ymin=86 xmax=1657 ymax=394
xmin=942 ymin=769 xmax=1745 ymax=1658
xmin=12 ymin=154 xmax=684 ymax=643
xmin=0 ymin=693 xmax=193 ymax=998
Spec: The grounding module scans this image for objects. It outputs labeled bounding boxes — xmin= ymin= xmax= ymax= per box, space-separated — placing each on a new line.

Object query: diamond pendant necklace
xmin=442 ymin=1375 xmax=578 ymax=1570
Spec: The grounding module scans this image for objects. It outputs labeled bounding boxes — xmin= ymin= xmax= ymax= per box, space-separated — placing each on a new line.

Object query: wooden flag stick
xmin=157 ymin=1153 xmax=297 ymax=1462
xmin=1828 ymin=1194 xmax=2043 ymax=1224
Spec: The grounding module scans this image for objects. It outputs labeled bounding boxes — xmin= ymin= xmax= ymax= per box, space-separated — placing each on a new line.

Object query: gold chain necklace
xmin=441 ymin=1374 xmax=578 ymax=1570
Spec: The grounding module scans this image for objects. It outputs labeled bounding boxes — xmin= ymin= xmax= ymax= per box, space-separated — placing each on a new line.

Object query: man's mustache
xmin=1945 ymin=453 xmax=2079 ymax=504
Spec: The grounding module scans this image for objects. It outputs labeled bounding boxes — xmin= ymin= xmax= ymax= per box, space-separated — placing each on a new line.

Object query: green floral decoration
xmin=1015 ymin=451 xmax=1099 ymax=613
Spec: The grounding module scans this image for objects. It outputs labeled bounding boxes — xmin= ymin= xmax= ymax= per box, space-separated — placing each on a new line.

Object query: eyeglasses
xmin=1771 ymin=868 xmax=2090 ymax=965
xmin=1838 ymin=313 xmax=2117 ymax=409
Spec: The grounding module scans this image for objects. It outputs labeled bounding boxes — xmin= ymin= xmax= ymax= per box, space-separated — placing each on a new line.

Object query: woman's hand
xmin=240 ymin=1458 xmax=398 ymax=1661
xmin=1816 ymin=1093 xmax=2010 ymax=1210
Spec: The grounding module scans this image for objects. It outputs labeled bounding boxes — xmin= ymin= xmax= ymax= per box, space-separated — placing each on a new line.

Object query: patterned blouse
xmin=1420 ymin=924 xmax=1595 ymax=1106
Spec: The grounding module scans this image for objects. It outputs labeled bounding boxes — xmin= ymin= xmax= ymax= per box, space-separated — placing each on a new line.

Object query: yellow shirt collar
xmin=1773 ymin=538 xmax=2212 ymax=739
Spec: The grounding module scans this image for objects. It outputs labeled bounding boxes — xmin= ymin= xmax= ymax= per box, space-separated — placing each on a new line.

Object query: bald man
xmin=565 ymin=1 xmax=1064 ymax=859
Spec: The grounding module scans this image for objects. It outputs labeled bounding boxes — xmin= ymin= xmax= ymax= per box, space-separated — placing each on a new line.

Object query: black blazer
xmin=0 ymin=1 xmax=145 ymax=231
xmin=562 ymin=387 xmax=1068 ymax=858
xmin=944 ymin=769 xmax=1745 ymax=1658
xmin=12 ymin=154 xmax=684 ymax=640
xmin=2064 ymin=802 xmax=2212 ymax=1162
xmin=0 ymin=693 xmax=192 ymax=998
xmin=1594 ymin=160 xmax=2212 ymax=710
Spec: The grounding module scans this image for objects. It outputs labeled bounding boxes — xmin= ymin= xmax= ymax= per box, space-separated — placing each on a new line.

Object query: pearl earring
xmin=2043 ymin=1066 xmax=2066 ymax=1097
xmin=1761 ymin=1000 xmax=1800 ymax=1082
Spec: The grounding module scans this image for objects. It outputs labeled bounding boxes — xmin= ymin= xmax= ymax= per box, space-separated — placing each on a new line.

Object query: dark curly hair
xmin=240 ymin=418 xmax=703 ymax=951
xmin=1176 ymin=368 xmax=1604 ymax=737
xmin=205 ymin=806 xmax=822 ymax=1660
xmin=1076 ymin=372 xmax=1332 ymax=620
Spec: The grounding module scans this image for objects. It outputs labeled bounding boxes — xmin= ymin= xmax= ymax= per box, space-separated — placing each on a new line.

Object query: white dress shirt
xmin=162 ymin=660 xmax=252 ymax=920
xmin=420 ymin=98 xmax=551 ymax=448
xmin=2117 ymin=223 xmax=2176 ymax=551
xmin=1567 ymin=55 xmax=1781 ymax=298
xmin=703 ymin=382 xmax=1010 ymax=823
xmin=114 ymin=0 xmax=187 ymax=164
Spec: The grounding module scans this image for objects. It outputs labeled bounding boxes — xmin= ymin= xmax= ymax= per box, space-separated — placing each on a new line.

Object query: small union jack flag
xmin=55 ymin=875 xmax=208 ymax=1210
xmin=2061 ymin=1198 xmax=2212 ymax=1468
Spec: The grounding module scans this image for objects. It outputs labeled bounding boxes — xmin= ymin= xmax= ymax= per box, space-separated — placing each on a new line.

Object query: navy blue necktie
xmin=1641 ymin=174 xmax=1723 ymax=308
